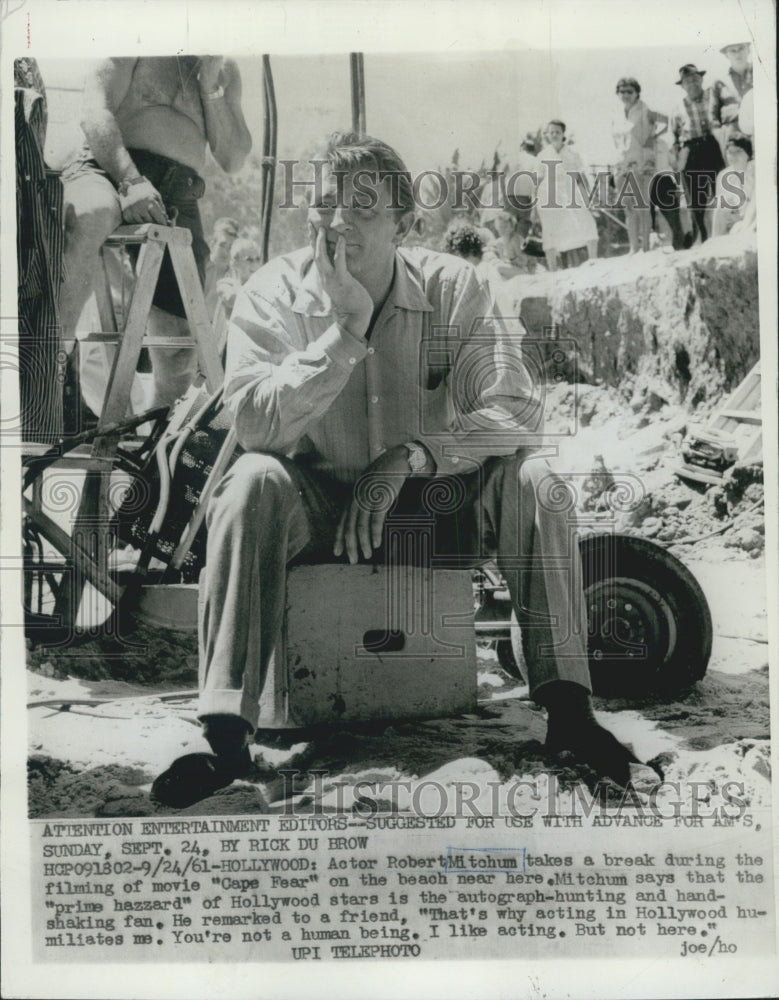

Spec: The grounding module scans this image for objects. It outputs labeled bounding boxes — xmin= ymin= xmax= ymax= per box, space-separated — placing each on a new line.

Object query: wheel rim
xmin=585 ymin=576 xmax=677 ymax=668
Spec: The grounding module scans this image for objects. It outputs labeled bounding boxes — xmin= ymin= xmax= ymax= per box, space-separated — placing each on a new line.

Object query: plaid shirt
xmin=224 ymin=246 xmax=541 ymax=482
xmin=671 ymin=87 xmax=720 ymax=143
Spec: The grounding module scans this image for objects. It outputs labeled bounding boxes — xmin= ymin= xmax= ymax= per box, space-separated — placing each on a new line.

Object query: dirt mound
xmin=507 ymin=234 xmax=759 ymax=404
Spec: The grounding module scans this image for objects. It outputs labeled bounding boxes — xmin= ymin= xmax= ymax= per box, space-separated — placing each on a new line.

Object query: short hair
xmin=727 ymin=134 xmax=753 ymax=158
xmin=314 ymin=131 xmax=415 ymax=215
xmin=443 ymin=221 xmax=485 ymax=260
xmin=615 ymin=76 xmax=641 ymax=95
xmin=211 ymin=216 xmax=241 ymax=245
xmin=230 ymin=238 xmax=261 ymax=263
xmin=547 ymin=119 xmax=566 ymax=134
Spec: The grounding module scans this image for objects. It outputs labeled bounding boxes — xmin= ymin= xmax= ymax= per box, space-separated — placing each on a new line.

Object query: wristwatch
xmin=118 ymin=175 xmax=148 ymax=198
xmin=203 ymin=84 xmax=225 ymax=101
xmin=404 ymin=441 xmax=429 ymax=474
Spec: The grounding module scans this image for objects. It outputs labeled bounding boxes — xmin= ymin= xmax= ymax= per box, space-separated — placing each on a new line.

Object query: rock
xmin=743 ymin=482 xmax=764 ymax=504
xmin=743 ymin=745 xmax=771 ymax=781
xmin=707 ymin=486 xmax=729 ymax=519
xmin=657 ymin=525 xmax=678 ymax=542
xmin=724 ymin=462 xmax=764 ymax=507
xmin=726 ymin=527 xmax=763 ymax=552
xmin=645 ymin=390 xmax=668 ymax=413
xmin=641 ymin=517 xmax=663 ymax=538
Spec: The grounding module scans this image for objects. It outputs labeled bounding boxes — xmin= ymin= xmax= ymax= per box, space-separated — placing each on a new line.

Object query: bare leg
xmin=638 ymin=207 xmax=652 ymax=252
xmin=146 ymin=307 xmax=198 ymax=408
xmin=625 ymin=207 xmax=640 ymax=253
xmin=586 ymin=239 xmax=598 ymax=260
xmin=60 ymin=174 xmax=122 ymax=343
xmin=546 ymin=250 xmax=560 ymax=271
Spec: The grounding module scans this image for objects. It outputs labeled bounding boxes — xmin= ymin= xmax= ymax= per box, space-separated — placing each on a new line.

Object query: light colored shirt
xmin=224 ymin=246 xmax=542 ymax=483
xmin=612 ymin=99 xmax=659 ymax=172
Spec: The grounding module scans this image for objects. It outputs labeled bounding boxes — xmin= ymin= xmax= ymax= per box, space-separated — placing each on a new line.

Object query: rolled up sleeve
xmin=224 ymin=282 xmax=367 ymax=453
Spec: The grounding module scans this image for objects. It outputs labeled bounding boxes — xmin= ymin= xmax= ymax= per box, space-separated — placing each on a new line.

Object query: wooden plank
xmin=24 ymin=499 xmax=121 ymax=605
xmin=168 ymin=241 xmax=224 ymax=392
xmin=717 ymin=409 xmax=762 ymax=423
xmin=98 ymin=239 xmax=165 ymax=431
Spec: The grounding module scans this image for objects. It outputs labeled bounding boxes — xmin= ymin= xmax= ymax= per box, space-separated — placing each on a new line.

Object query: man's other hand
xmin=334 ymin=445 xmax=414 ymax=564
xmin=119 ymin=178 xmax=168 ymax=225
xmin=198 ymin=56 xmax=226 ymax=94
xmin=314 ymin=228 xmax=373 ymax=338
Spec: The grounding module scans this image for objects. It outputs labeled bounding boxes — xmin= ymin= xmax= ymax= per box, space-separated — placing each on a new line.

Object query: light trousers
xmin=198 ymin=452 xmax=592 ymax=727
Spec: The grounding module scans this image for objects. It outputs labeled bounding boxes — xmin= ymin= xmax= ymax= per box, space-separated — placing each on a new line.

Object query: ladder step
xmin=76 ymin=333 xmax=199 ymax=348
xmin=104 ymin=223 xmax=192 ymax=247
xmin=717 ymin=409 xmax=762 ymax=423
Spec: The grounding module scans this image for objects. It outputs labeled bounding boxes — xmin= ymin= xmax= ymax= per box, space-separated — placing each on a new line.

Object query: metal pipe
xmin=350 ymin=53 xmax=366 ymax=135
xmin=260 ymin=55 xmax=278 ymax=264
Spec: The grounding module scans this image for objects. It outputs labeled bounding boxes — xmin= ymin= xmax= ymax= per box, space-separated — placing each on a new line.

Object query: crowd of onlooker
xmin=443 ymin=41 xmax=756 ymax=282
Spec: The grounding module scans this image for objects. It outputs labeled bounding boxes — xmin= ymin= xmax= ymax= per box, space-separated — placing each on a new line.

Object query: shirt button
xmin=348 ymin=357 xmax=356 ymax=365
xmin=367 ymin=347 xmax=375 ymax=355
xmin=371 ymin=395 xmax=379 ymax=404
xmin=451 ymin=456 xmax=460 ymax=465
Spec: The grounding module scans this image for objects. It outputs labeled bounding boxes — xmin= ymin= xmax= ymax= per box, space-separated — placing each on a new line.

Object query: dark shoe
xmin=151 ymin=715 xmax=254 ymax=808
xmin=538 ymin=681 xmax=641 ymax=788
xmin=150 ymin=751 xmax=250 ymax=808
xmin=546 ymin=720 xmax=640 ymax=788
xmin=201 ymin=714 xmax=254 ymax=761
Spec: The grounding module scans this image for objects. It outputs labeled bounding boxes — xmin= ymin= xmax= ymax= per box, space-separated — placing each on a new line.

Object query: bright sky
xmin=40 ymin=44 xmax=745 ymax=176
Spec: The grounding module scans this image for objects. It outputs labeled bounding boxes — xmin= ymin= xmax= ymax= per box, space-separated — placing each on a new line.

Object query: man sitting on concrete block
xmin=152 ymin=131 xmax=639 ymax=808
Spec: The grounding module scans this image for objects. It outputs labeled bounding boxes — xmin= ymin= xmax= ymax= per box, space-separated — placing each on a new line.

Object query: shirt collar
xmin=292 ymin=248 xmax=433 ymax=316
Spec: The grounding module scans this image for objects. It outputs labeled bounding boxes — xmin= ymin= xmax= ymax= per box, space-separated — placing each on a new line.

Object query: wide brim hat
xmin=719 ymin=42 xmax=750 ymax=54
xmin=676 ymin=63 xmax=706 ymax=84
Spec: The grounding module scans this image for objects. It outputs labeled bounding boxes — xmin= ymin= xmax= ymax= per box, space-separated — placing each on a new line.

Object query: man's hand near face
xmin=313 ymin=227 xmax=373 ymax=339
xmin=333 ymin=444 xmax=433 ymax=564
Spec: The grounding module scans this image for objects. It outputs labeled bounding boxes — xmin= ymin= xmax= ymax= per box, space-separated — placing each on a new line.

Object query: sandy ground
xmin=25 ymin=384 xmax=771 ymax=818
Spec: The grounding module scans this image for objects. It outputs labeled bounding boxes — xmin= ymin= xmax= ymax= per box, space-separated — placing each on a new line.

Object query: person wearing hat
xmin=669 ymin=64 xmax=726 ymax=244
xmin=712 ymin=43 xmax=754 ymax=150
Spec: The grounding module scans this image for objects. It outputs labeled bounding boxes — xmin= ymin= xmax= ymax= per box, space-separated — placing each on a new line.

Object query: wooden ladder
xmin=49 ymin=223 xmax=224 ymax=630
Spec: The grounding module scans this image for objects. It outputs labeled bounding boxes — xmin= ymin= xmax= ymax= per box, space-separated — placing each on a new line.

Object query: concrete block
xmin=275 ymin=564 xmax=477 ymax=726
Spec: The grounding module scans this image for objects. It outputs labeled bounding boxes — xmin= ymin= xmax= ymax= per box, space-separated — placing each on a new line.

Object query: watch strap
xmin=404 ymin=441 xmax=428 ymax=474
xmin=203 ymin=84 xmax=225 ymax=101
xmin=118 ymin=175 xmax=148 ymax=198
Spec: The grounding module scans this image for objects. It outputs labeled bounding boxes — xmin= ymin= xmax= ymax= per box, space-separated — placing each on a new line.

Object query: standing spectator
xmin=536 ymin=121 xmax=599 ymax=271
xmin=204 ymin=216 xmax=241 ymax=317
xmin=713 ymin=42 xmax=753 ymax=151
xmin=210 ymin=236 xmax=261 ymax=356
xmin=216 ymin=238 xmax=263 ymax=313
xmin=611 ymin=77 xmax=668 ymax=253
xmin=669 ymin=64 xmax=726 ymax=245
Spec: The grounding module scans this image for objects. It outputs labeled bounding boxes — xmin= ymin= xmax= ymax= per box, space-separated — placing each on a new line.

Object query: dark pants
xmin=61 ymin=146 xmax=209 ymax=317
xmin=680 ymin=135 xmax=726 ymax=243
